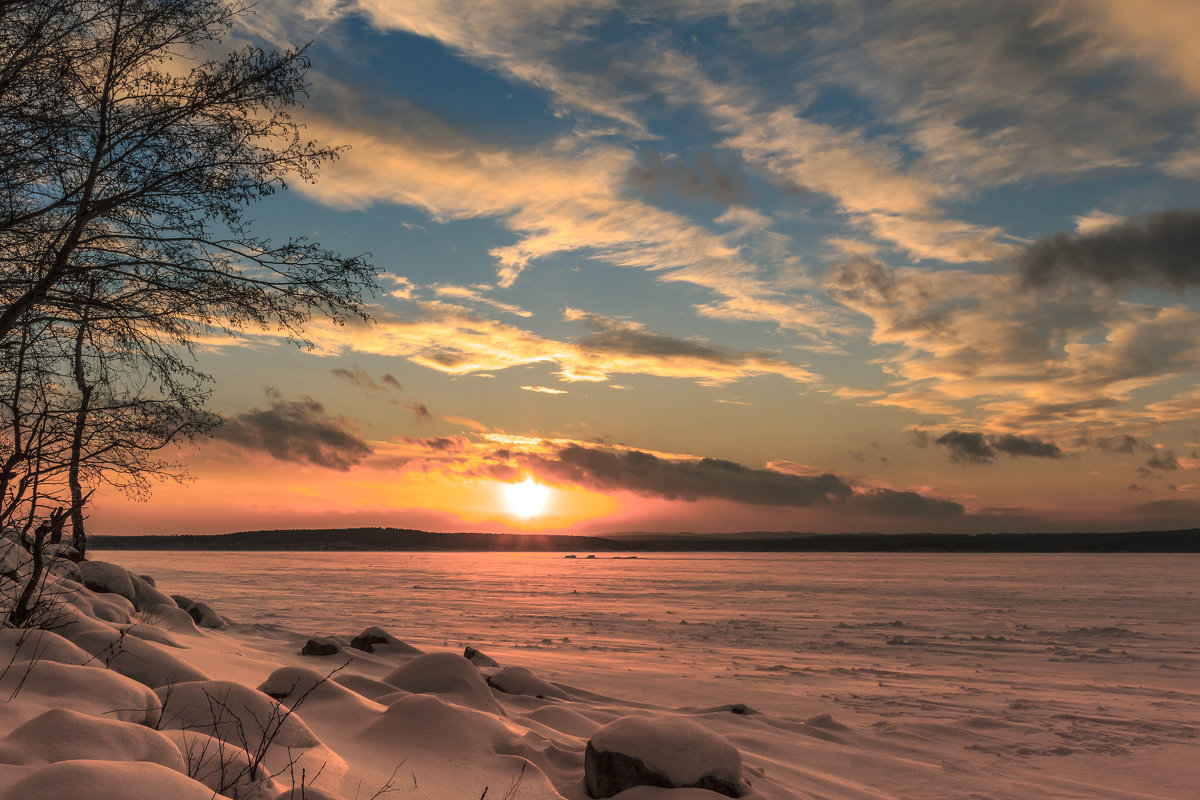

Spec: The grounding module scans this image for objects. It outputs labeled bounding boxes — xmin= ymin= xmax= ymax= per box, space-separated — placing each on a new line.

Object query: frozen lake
xmin=107 ymin=550 xmax=1200 ymax=797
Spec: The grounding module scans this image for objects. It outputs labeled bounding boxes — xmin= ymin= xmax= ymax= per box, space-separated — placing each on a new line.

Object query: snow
xmin=0 ymin=759 xmax=229 ymax=800
xmin=587 ymin=715 xmax=742 ymax=787
xmin=0 ymin=708 xmax=184 ymax=772
xmin=487 ymin=665 xmax=571 ymax=699
xmin=382 ymin=651 xmax=504 ymax=714
xmin=3 ymin=549 xmax=1199 ymax=800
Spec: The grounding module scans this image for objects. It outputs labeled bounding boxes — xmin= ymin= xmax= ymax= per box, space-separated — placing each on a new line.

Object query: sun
xmin=504 ymin=477 xmax=550 ymax=518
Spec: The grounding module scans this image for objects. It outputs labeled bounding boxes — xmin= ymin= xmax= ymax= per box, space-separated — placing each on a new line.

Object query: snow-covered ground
xmin=3 ymin=547 xmax=1198 ymax=799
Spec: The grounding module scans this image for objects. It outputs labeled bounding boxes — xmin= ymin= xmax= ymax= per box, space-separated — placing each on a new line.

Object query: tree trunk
xmin=68 ymin=301 xmax=92 ymax=558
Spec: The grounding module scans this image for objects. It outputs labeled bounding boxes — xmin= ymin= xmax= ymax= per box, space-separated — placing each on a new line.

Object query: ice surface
xmin=2 ymin=550 xmax=1198 ymax=800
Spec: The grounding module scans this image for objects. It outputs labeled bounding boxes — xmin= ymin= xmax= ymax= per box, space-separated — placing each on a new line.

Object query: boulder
xmin=184 ymin=600 xmax=226 ymax=629
xmin=78 ymin=561 xmax=136 ymax=604
xmin=464 ymin=645 xmax=499 ymax=667
xmin=301 ymin=637 xmax=340 ymax=656
xmin=348 ymin=626 xmax=421 ymax=655
xmin=584 ymin=716 xmax=743 ymax=798
xmin=485 ymin=666 xmax=569 ymax=700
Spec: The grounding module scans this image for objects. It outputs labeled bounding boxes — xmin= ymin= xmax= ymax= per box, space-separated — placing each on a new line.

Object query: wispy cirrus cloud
xmin=293 ymin=299 xmax=816 ymax=386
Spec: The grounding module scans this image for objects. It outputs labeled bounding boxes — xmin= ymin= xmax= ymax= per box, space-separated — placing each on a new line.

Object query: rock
xmin=349 ymin=631 xmax=388 ymax=653
xmin=486 ymin=666 xmax=569 ymax=700
xmin=301 ymin=637 xmax=340 ymax=656
xmin=78 ymin=561 xmax=137 ymax=603
xmin=184 ymin=600 xmax=225 ymax=629
xmin=464 ymin=645 xmax=499 ymax=667
xmin=170 ymin=593 xmax=194 ymax=608
xmin=584 ymin=716 xmax=743 ymax=798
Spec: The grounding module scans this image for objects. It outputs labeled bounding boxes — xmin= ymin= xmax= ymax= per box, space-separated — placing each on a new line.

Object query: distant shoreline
xmin=90 ymin=527 xmax=1200 ymax=553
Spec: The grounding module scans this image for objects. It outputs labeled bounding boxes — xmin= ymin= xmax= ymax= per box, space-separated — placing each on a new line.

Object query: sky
xmin=93 ymin=0 xmax=1200 ymax=536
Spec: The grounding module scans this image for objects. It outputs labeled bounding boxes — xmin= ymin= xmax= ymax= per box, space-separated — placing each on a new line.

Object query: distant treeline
xmin=89 ymin=527 xmax=1200 ymax=553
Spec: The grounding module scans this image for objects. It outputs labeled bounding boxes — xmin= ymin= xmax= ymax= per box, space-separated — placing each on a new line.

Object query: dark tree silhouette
xmin=1 ymin=0 xmax=376 ymax=622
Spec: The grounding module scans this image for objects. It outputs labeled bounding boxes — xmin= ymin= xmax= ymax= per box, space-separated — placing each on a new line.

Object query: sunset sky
xmin=94 ymin=0 xmax=1200 ymax=536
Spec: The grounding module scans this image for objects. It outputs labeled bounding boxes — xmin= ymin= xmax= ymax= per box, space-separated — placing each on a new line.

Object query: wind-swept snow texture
xmin=4 ymin=540 xmax=1200 ymax=799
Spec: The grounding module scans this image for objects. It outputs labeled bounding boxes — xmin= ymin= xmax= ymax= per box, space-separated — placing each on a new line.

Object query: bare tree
xmin=0 ymin=0 xmax=377 ymax=617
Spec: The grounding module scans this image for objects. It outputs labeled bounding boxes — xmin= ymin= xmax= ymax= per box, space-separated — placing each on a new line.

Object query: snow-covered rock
xmin=349 ymin=626 xmax=421 ymax=655
xmin=156 ymin=680 xmax=321 ymax=750
xmin=0 ymin=628 xmax=91 ymax=667
xmin=160 ymin=729 xmax=280 ymax=800
xmin=0 ymin=759 xmax=225 ymax=800
xmin=486 ymin=666 xmax=570 ymax=700
xmin=584 ymin=716 xmax=743 ymax=798
xmin=141 ymin=603 xmax=201 ymax=635
xmin=0 ymin=660 xmax=162 ymax=728
xmin=70 ymin=629 xmax=210 ymax=689
xmin=184 ymin=600 xmax=227 ymax=629
xmin=78 ymin=561 xmax=137 ymax=603
xmin=464 ymin=645 xmax=500 ymax=667
xmin=0 ymin=708 xmax=183 ymax=772
xmin=382 ymin=651 xmax=502 ymax=714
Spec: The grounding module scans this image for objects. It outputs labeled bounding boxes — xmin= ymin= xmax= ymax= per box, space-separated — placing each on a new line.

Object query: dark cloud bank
xmin=520 ymin=445 xmax=963 ymax=518
xmin=936 ymin=431 xmax=1063 ymax=464
xmin=1018 ymin=209 xmax=1200 ymax=290
xmin=212 ymin=389 xmax=372 ymax=470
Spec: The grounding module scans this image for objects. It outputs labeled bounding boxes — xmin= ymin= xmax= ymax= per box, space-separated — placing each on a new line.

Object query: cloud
xmin=513 ymin=443 xmax=962 ymax=517
xmin=211 ymin=389 xmax=372 ymax=470
xmin=565 ymin=308 xmax=814 ymax=384
xmin=405 ymin=402 xmax=433 ymax=422
xmin=628 ymin=149 xmax=748 ymax=206
xmin=936 ymin=430 xmax=1062 ymax=464
xmin=1147 ymin=450 xmax=1181 ymax=470
xmin=1093 ymin=434 xmax=1141 ymax=454
xmin=295 ymin=301 xmax=816 ymax=386
xmin=433 ymin=285 xmax=532 ymax=318
xmin=1018 ymin=210 xmax=1200 ymax=291
xmin=825 ymin=256 xmax=1200 ymax=438
xmin=990 ymin=434 xmax=1064 ymax=460
xmin=936 ymin=431 xmax=995 ymax=465
xmin=649 ymin=50 xmax=1016 ymax=263
xmin=521 ymin=386 xmax=567 ymax=395
xmin=331 ymin=365 xmax=401 ymax=393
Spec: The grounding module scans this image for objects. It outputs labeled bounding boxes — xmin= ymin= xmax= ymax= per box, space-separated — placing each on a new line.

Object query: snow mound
xmin=78 ymin=561 xmax=137 ymax=604
xmin=382 ymin=651 xmax=502 ymax=714
xmin=0 ymin=628 xmax=90 ymax=666
xmin=0 ymin=660 xmax=162 ymax=727
xmin=142 ymin=602 xmax=202 ymax=635
xmin=0 ymin=759 xmax=225 ymax=800
xmin=585 ymin=716 xmax=743 ymax=798
xmin=0 ymin=708 xmax=183 ymax=772
xmin=160 ymin=729 xmax=279 ymax=800
xmin=487 ymin=666 xmax=570 ymax=700
xmin=258 ymin=666 xmax=382 ymax=714
xmin=156 ymin=680 xmax=321 ymax=749
xmin=70 ymin=629 xmax=210 ymax=688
